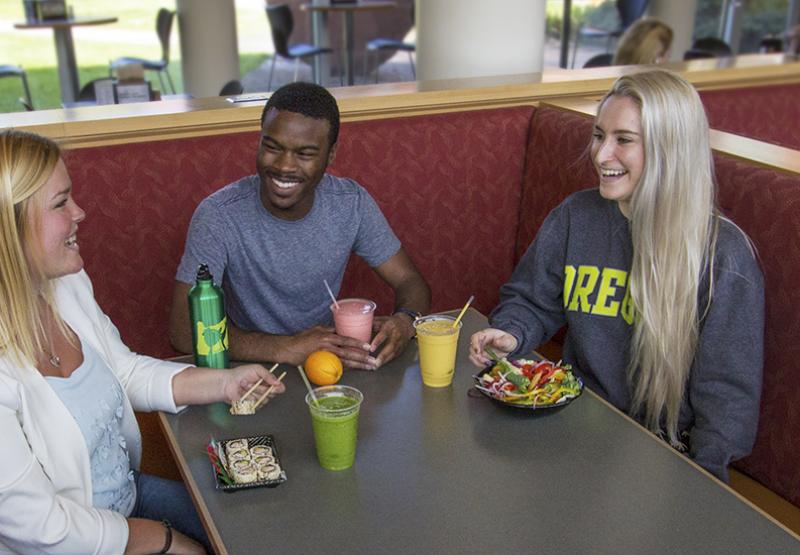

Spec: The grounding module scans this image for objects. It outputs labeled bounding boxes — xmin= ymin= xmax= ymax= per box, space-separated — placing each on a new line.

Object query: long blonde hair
xmin=598 ymin=70 xmax=719 ymax=443
xmin=614 ymin=18 xmax=673 ymax=65
xmin=0 ymin=129 xmax=63 ymax=367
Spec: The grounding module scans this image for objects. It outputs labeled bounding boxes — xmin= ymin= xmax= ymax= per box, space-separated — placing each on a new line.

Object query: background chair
xmin=691 ymin=37 xmax=733 ymax=57
xmin=582 ymin=53 xmax=614 ymax=68
xmin=1 ymin=64 xmax=33 ymax=110
xmin=364 ymin=4 xmax=415 ymax=83
xmin=365 ymin=38 xmax=415 ymax=83
xmin=266 ymin=4 xmax=333 ymax=90
xmin=110 ymin=8 xmax=176 ymax=94
xmin=219 ymin=79 xmax=244 ymax=96
xmin=571 ymin=0 xmax=649 ymax=68
xmin=683 ymin=49 xmax=715 ymax=60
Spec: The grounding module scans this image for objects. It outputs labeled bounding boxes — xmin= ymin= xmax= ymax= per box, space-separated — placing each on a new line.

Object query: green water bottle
xmin=188 ymin=264 xmax=229 ymax=369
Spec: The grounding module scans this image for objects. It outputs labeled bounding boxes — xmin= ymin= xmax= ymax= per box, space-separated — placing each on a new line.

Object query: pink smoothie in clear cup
xmin=330 ymin=298 xmax=376 ymax=343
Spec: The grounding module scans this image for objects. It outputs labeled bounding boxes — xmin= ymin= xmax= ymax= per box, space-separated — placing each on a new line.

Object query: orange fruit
xmin=304 ymin=350 xmax=343 ymax=386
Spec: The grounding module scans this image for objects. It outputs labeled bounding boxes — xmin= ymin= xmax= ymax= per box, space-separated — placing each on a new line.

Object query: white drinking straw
xmin=297 ymin=365 xmax=319 ymax=405
xmin=323 ymin=279 xmax=340 ymax=310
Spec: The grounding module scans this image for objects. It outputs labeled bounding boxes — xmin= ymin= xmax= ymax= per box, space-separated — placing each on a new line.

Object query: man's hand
xmin=283 ymin=326 xmax=378 ymax=370
xmin=369 ymin=314 xmax=416 ymax=369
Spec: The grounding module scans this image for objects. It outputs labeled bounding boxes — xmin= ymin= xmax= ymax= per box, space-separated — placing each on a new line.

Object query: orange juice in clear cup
xmin=414 ymin=315 xmax=462 ymax=387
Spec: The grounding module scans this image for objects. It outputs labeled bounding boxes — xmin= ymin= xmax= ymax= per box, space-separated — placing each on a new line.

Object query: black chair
xmin=219 ymin=79 xmax=244 ymax=96
xmin=759 ymin=37 xmax=783 ymax=53
xmin=683 ymin=49 xmax=715 ymax=61
xmin=1 ymin=64 xmax=33 ymax=110
xmin=583 ymin=53 xmax=614 ymax=68
xmin=571 ymin=0 xmax=649 ymax=68
xmin=691 ymin=37 xmax=732 ymax=57
xmin=110 ymin=8 xmax=176 ymax=94
xmin=365 ymin=39 xmax=415 ymax=83
xmin=364 ymin=4 xmax=415 ymax=83
xmin=266 ymin=4 xmax=333 ymax=90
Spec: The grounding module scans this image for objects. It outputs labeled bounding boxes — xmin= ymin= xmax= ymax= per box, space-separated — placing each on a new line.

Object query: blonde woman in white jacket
xmin=0 ymin=130 xmax=286 ymax=554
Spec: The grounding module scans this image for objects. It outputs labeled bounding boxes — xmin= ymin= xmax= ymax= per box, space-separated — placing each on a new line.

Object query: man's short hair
xmin=260 ymin=82 xmax=340 ymax=148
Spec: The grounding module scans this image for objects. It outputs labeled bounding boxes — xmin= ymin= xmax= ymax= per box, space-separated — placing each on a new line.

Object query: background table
xmin=300 ymin=1 xmax=396 ymax=86
xmin=14 ymin=16 xmax=118 ymax=104
xmin=160 ymin=309 xmax=799 ymax=554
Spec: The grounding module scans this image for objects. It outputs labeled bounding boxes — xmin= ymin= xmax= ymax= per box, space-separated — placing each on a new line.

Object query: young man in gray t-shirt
xmin=169 ymin=83 xmax=430 ymax=370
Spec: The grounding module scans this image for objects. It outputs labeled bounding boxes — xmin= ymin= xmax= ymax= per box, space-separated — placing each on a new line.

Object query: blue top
xmin=175 ymin=174 xmax=401 ymax=334
xmin=46 ymin=341 xmax=136 ymax=516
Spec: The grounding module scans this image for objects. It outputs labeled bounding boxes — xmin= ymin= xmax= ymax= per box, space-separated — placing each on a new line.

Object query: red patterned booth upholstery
xmin=713 ymin=154 xmax=800 ymax=508
xmin=700 ymin=83 xmax=800 ymax=150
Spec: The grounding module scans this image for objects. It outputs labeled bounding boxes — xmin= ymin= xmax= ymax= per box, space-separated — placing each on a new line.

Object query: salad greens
xmin=476 ymin=357 xmax=582 ymax=407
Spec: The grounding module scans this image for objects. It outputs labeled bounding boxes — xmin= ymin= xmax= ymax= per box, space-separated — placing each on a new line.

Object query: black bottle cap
xmin=196 ymin=264 xmax=213 ymax=281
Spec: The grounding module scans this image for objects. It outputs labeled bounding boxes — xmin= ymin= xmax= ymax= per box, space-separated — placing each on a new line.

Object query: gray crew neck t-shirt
xmin=176 ymin=174 xmax=401 ymax=335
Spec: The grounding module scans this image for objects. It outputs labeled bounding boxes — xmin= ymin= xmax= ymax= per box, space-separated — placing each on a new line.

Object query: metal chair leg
xmin=267 ymin=56 xmax=276 ymax=91
xmin=571 ymin=24 xmax=582 ymax=68
xmin=19 ymin=69 xmax=33 ymax=109
xmin=408 ymin=51 xmax=415 ymax=79
xmin=157 ymin=71 xmax=167 ymax=95
xmin=164 ymin=69 xmax=176 ymax=94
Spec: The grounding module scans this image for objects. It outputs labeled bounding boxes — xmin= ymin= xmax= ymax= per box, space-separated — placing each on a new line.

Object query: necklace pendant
xmin=49 ymin=354 xmax=61 ymax=368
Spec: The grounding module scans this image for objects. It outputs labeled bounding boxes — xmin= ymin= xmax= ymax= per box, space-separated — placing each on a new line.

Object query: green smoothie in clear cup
xmin=305 ymin=385 xmax=363 ymax=471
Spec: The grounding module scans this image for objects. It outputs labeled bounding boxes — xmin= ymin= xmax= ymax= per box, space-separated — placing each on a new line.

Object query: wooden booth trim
xmin=0 ymin=55 xmax=797 ymax=150
xmin=542 ymin=97 xmax=800 ymax=177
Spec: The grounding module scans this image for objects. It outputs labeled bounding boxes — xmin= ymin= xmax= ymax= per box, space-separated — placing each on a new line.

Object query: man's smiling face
xmin=256 ymin=108 xmax=336 ymax=221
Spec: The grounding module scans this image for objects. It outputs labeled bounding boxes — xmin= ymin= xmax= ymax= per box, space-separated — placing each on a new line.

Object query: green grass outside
xmin=1 ymin=0 xmax=271 ymax=112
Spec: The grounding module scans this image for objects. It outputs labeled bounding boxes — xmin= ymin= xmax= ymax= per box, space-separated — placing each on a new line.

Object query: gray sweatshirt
xmin=490 ymin=189 xmax=764 ymax=481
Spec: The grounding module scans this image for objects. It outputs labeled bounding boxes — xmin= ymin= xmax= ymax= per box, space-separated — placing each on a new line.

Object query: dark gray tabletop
xmin=160 ymin=309 xmax=799 ymax=554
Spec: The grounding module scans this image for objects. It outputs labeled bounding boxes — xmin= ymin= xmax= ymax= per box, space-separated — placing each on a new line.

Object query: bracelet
xmin=157 ymin=519 xmax=172 ymax=554
xmin=392 ymin=307 xmax=421 ymax=321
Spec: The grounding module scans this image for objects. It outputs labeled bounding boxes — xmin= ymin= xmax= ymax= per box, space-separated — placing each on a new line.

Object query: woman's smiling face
xmin=591 ymin=95 xmax=645 ymax=218
xmin=24 ymin=159 xmax=86 ymax=281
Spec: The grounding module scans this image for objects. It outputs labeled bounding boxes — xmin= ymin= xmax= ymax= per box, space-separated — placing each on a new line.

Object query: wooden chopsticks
xmin=237 ymin=362 xmax=279 ymax=405
xmin=254 ymin=371 xmax=287 ymax=410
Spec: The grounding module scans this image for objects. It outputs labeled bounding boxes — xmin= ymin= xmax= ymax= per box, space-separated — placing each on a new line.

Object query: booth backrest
xmin=67 ymin=132 xmax=260 ymax=359
xmin=713 ymin=154 xmax=800 ymax=507
xmin=332 ymin=106 xmax=534 ymax=318
xmin=515 ymin=105 xmax=596 ymax=261
xmin=700 ymin=83 xmax=800 ymax=150
xmin=65 ymin=106 xmax=536 ymax=359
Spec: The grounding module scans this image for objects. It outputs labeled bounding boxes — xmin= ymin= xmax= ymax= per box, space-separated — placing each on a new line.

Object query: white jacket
xmin=0 ymin=271 xmax=189 ymax=555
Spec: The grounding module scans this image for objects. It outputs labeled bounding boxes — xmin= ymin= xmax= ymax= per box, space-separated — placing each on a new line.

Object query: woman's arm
xmin=171 ymin=363 xmax=286 ymax=406
xmin=687 ymin=234 xmax=765 ymax=482
xmin=125 ymin=518 xmax=204 ymax=555
xmin=488 ymin=205 xmax=569 ymax=357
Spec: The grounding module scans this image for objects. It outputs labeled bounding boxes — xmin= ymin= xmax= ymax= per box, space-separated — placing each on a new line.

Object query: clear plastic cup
xmin=330 ymin=298 xmax=376 ymax=343
xmin=305 ymin=385 xmax=364 ymax=471
xmin=414 ymin=315 xmax=462 ymax=387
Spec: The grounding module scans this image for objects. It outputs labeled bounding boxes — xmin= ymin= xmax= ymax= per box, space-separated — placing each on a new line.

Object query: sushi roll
xmin=252 ymin=455 xmax=275 ymax=468
xmin=256 ymin=462 xmax=282 ymax=481
xmin=226 ymin=439 xmax=249 ymax=452
xmin=249 ymin=445 xmax=273 ymax=458
xmin=227 ymin=448 xmax=251 ymax=463
xmin=229 ymin=399 xmax=256 ymax=415
xmin=230 ymin=460 xmax=258 ymax=484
